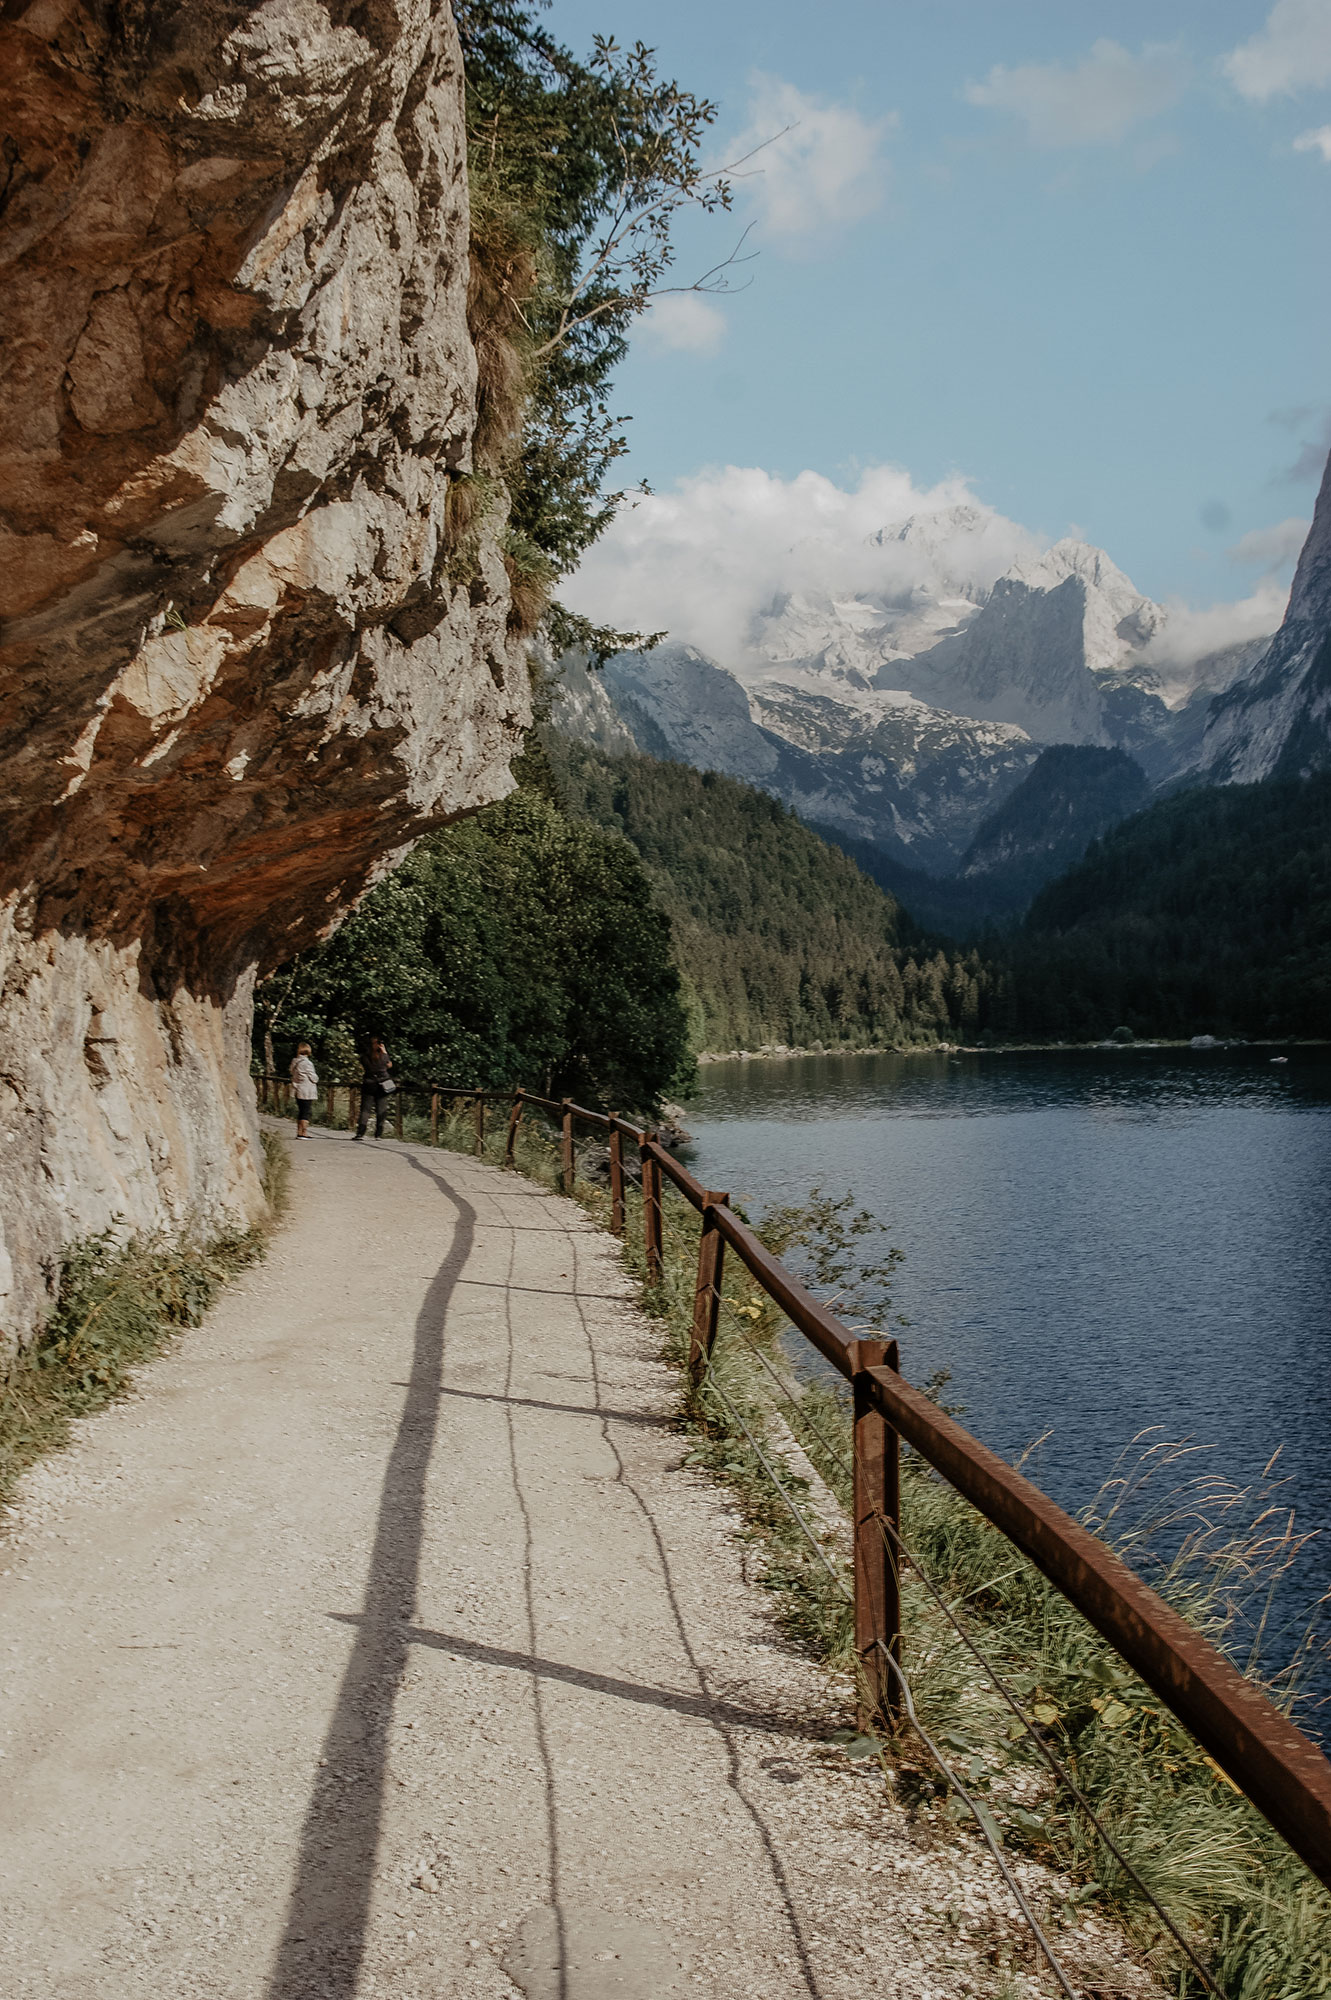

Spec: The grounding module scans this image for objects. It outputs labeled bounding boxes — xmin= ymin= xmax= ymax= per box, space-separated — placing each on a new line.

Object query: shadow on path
xmin=377 ymin=1622 xmax=830 ymax=1740
xmin=263 ymin=1156 xmax=476 ymax=2000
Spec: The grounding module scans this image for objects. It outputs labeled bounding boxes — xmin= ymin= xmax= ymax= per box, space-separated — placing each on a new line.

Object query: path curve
xmin=0 ymin=1126 xmax=1063 ymax=1998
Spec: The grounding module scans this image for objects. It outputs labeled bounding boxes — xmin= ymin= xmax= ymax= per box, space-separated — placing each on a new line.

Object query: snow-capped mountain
xmin=552 ymin=484 xmax=1331 ymax=890
xmin=588 ymin=644 xmax=1038 ymax=873
xmin=732 ymin=515 xmax=1271 ymax=789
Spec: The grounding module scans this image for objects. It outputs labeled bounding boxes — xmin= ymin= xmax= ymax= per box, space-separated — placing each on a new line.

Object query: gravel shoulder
xmin=0 ymin=1127 xmax=1143 ymax=1998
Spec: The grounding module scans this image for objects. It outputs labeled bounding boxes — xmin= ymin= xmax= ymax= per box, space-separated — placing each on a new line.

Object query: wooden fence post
xmin=854 ymin=1336 xmax=902 ymax=1729
xmin=351 ymin=1084 xmax=361 ymax=1134
xmin=561 ymin=1099 xmax=575 ymax=1194
xmin=640 ymin=1136 xmax=663 ymax=1287
xmin=688 ymin=1194 xmax=729 ymax=1387
xmin=473 ymin=1094 xmax=485 ymax=1157
xmin=394 ymin=1086 xmax=404 ymax=1139
xmin=608 ymin=1120 xmax=625 ymax=1236
xmin=505 ymin=1094 xmax=524 ymax=1166
xmin=430 ymin=1090 xmax=439 ymax=1146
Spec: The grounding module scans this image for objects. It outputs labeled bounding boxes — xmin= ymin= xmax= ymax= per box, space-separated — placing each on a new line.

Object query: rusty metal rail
xmin=258 ymin=1072 xmax=1331 ymax=1890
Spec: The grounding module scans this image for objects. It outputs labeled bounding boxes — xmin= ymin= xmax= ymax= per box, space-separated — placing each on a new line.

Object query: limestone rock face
xmin=1199 ymin=447 xmax=1331 ymax=783
xmin=0 ymin=0 xmax=528 ymax=1352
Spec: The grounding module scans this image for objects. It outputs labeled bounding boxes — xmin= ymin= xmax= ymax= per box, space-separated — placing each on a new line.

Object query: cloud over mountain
xmin=564 ymin=465 xmax=1041 ymax=667
xmin=566 ymin=462 xmax=1285 ymax=681
xmin=1227 ymin=517 xmax=1313 ymax=571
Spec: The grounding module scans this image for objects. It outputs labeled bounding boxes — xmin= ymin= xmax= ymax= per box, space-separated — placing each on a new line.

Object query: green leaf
xmin=842 ymin=1734 xmax=882 ymax=1762
xmin=945 ymin=1795 xmax=1005 ymax=1847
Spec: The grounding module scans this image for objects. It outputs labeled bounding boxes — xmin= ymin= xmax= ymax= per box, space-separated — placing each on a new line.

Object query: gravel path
xmin=0 ymin=1127 xmax=1139 ymax=1998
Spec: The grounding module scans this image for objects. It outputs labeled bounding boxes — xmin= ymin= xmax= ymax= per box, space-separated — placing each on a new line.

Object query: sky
xmin=552 ymin=0 xmax=1331 ymax=659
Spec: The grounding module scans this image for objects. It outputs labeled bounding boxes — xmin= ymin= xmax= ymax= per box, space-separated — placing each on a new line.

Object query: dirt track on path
xmin=0 ymin=1127 xmax=1104 ymax=1999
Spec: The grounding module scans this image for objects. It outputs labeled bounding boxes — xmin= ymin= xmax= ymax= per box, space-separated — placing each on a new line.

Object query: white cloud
xmin=1227 ymin=516 xmax=1311 ymax=570
xmin=722 ymin=75 xmax=893 ymax=244
xmin=1294 ymin=122 xmax=1331 ymax=159
xmin=964 ymin=38 xmax=1186 ymax=146
xmin=1142 ymin=581 xmax=1289 ymax=676
xmin=1222 ymin=0 xmax=1331 ymax=101
xmin=640 ymin=294 xmax=727 ymax=355
xmin=566 ymin=460 xmax=1290 ymax=686
xmin=564 ymin=463 xmax=1043 ymax=667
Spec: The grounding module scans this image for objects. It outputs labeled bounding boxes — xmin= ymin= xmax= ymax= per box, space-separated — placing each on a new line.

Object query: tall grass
xmin=0 ymin=1131 xmax=288 ymax=1513
xmin=406 ymin=1091 xmax=1330 ymax=1998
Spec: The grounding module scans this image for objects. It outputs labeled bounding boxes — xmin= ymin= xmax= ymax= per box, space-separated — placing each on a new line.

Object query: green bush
xmin=257 ymin=784 xmax=693 ymax=1112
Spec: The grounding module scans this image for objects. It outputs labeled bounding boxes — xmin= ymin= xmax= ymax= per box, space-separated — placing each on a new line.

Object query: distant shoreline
xmin=693 ymin=1037 xmax=1330 ymax=1065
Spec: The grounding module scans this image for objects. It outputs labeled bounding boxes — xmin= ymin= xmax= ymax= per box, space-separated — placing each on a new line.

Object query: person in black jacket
xmin=354 ymin=1038 xmax=394 ymax=1140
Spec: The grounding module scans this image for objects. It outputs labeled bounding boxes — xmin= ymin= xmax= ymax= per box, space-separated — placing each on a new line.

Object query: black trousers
xmin=357 ymin=1085 xmax=391 ymax=1137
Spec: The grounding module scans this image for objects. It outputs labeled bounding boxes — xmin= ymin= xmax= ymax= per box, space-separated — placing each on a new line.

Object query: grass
xmin=0 ymin=1130 xmax=289 ymax=1516
xmin=388 ymin=1084 xmax=1331 ymax=1999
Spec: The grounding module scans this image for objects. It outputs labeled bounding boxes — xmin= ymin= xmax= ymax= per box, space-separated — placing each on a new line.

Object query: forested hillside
xmin=999 ymin=775 xmax=1331 ymax=1040
xmin=547 ymin=735 xmax=992 ymax=1051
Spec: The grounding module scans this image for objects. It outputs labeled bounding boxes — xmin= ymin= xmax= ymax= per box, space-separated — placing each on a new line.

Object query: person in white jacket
xmin=289 ymin=1043 xmax=318 ymax=1138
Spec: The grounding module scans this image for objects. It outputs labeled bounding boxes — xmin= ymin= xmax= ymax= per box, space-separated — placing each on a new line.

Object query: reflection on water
xmin=683 ymin=1047 xmax=1331 ymax=1692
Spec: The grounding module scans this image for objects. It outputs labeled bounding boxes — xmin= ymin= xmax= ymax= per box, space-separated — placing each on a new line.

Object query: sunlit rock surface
xmin=0 ymin=0 xmax=528 ymax=1352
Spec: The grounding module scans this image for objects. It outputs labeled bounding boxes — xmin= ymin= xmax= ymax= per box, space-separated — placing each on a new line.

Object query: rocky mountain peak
xmin=1000 ymin=537 xmax=1166 ymax=675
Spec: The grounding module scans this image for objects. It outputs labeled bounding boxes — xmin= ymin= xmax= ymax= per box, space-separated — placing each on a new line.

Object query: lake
xmin=681 ymin=1046 xmax=1331 ymax=1688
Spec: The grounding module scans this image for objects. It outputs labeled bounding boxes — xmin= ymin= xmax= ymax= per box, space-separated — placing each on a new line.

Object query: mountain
xmin=595 ymin=643 xmax=1038 ymax=874
xmin=1199 ymin=450 xmax=1331 ymax=783
xmin=555 ymin=495 xmax=1317 ymax=926
xmin=959 ymin=746 xmax=1152 ymax=904
xmin=802 ymin=747 xmax=1152 ymax=937
xmin=745 ymin=526 xmax=1253 ymax=776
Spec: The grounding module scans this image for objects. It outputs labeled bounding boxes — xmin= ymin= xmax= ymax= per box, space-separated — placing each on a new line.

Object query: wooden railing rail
xmin=255 ymin=1071 xmax=1331 ymax=1887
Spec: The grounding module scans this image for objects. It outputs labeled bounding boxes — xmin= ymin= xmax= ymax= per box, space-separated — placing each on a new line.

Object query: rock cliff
xmin=1199 ymin=447 xmax=1331 ymax=783
xmin=0 ymin=1 xmax=528 ymax=1354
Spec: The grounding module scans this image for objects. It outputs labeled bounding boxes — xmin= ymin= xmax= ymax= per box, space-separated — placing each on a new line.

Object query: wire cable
xmin=715 ymin=1296 xmax=855 ymax=1486
xmin=689 ymin=1325 xmax=1104 ymax=1998
xmin=859 ymin=1492 xmax=1229 ymax=1999
xmin=702 ymin=1371 xmax=851 ymax=1595
xmin=873 ymin=1642 xmax=1080 ymax=1998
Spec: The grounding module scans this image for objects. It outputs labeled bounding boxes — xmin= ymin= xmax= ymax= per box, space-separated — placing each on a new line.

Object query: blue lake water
xmin=680 ymin=1046 xmax=1331 ymax=1692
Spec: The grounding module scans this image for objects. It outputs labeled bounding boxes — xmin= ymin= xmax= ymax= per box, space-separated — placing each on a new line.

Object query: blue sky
xmin=552 ymin=0 xmax=1331 ymax=646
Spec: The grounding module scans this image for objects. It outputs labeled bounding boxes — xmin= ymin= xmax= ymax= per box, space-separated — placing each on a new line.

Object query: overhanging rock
xmin=0 ymin=0 xmax=529 ymax=1354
